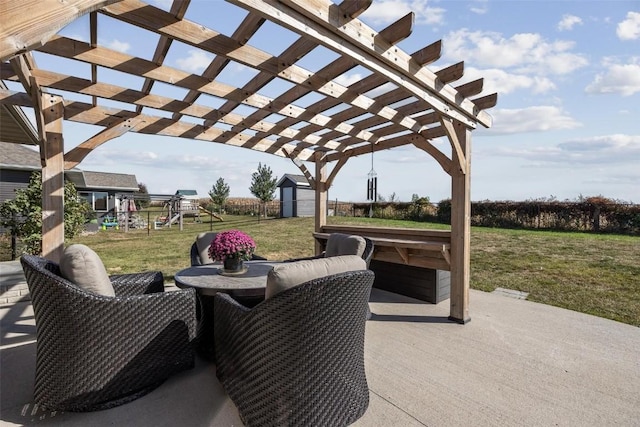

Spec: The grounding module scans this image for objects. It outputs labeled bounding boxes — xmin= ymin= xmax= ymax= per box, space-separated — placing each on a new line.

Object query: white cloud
xmin=469 ymin=0 xmax=488 ymax=15
xmin=176 ymin=50 xmax=214 ymax=73
xmin=443 ymin=29 xmax=588 ymax=75
xmin=362 ymin=0 xmax=445 ymax=26
xmin=494 ymin=134 xmax=640 ymax=166
xmin=557 ymin=15 xmax=583 ymax=31
xmin=462 ymin=67 xmax=556 ymax=95
xmin=489 ymin=106 xmax=581 ymax=134
xmin=617 ymin=11 xmax=640 ymax=40
xmin=585 ymin=59 xmax=640 ymax=96
xmin=106 ymin=39 xmax=131 ymax=53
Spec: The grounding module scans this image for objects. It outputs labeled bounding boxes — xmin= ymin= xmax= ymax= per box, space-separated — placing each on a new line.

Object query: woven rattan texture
xmin=20 ymin=254 xmax=199 ymax=412
xmin=214 ymin=270 xmax=374 ymax=426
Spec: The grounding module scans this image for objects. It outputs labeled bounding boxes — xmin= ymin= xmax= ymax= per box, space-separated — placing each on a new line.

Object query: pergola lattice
xmin=0 ymin=0 xmax=496 ymax=322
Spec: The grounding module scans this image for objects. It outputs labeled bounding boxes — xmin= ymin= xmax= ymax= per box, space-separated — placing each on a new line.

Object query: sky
xmin=12 ymin=0 xmax=640 ymax=203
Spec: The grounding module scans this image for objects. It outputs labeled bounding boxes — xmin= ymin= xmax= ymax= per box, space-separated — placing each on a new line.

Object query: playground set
xmin=102 ymin=192 xmax=222 ymax=232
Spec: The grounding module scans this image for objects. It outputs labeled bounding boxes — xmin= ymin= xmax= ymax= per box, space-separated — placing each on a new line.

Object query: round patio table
xmin=174 ymin=260 xmax=280 ymax=298
xmin=174 ymin=260 xmax=280 ymax=360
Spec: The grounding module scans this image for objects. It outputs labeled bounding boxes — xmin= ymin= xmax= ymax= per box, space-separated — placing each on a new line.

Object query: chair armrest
xmin=250 ymin=254 xmax=267 ymax=261
xmin=190 ymin=243 xmax=201 ymax=266
xmin=110 ymin=271 xmax=164 ymax=296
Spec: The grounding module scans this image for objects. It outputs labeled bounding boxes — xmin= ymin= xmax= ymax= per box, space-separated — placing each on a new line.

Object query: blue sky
xmin=15 ymin=0 xmax=640 ymax=203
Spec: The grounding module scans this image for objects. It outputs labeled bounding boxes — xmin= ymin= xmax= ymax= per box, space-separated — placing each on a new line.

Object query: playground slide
xmin=198 ymin=205 xmax=223 ymax=221
xmin=164 ymin=213 xmax=180 ymax=226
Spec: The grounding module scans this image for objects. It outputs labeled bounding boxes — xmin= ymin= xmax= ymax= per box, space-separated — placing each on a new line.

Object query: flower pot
xmin=223 ymin=257 xmax=244 ymax=273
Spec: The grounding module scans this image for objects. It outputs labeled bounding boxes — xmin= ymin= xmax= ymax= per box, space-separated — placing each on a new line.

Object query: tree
xmin=249 ymin=163 xmax=278 ymax=217
xmin=137 ymin=182 xmax=150 ymax=209
xmin=0 ymin=172 xmax=91 ymax=255
xmin=209 ymin=177 xmax=230 ymax=213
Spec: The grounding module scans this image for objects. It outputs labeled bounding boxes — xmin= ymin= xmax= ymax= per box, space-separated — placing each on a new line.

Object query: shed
xmin=277 ymin=174 xmax=314 ymax=218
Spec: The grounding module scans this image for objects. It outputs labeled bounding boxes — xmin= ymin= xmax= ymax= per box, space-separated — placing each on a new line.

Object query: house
xmin=277 ymin=174 xmax=314 ymax=217
xmin=0 ymin=142 xmax=138 ymax=218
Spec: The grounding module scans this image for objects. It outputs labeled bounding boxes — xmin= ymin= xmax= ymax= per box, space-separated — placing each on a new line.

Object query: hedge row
xmin=353 ymin=200 xmax=640 ymax=235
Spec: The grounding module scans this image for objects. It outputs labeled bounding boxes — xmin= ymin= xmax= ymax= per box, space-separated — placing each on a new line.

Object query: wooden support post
xmin=449 ymin=120 xmax=471 ymax=324
xmin=314 ymin=153 xmax=327 ymax=255
xmin=41 ymin=93 xmax=65 ymax=262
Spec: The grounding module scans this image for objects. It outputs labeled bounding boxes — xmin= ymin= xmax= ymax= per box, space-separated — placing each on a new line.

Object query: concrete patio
xmin=1 ymin=261 xmax=639 ymax=426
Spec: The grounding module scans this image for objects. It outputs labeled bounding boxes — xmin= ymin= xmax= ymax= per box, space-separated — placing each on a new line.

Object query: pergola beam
xmin=64 ymin=116 xmax=145 ymax=169
xmin=0 ymin=0 xmax=120 ymax=61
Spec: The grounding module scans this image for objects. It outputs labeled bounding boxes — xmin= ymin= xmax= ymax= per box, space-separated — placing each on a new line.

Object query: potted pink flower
xmin=208 ymin=230 xmax=256 ymax=273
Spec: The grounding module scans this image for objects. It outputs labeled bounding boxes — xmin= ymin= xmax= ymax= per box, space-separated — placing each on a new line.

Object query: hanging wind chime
xmin=366 ymin=143 xmax=377 ymax=218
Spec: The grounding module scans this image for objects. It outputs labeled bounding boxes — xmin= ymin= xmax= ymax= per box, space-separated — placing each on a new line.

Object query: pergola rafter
xmin=0 ymin=0 xmax=497 ymax=323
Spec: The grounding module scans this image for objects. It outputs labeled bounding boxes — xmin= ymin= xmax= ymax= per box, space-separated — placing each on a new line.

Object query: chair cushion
xmin=196 ymin=232 xmax=218 ymax=264
xmin=266 ymin=255 xmax=366 ymax=299
xmin=325 ymin=233 xmax=366 ymax=258
xmin=59 ymin=244 xmax=115 ymax=296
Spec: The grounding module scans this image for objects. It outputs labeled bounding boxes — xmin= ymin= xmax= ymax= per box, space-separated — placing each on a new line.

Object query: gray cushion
xmin=266 ymin=255 xmax=366 ymax=299
xmin=59 ymin=244 xmax=115 ymax=296
xmin=325 ymin=233 xmax=366 ymax=258
xmin=196 ymin=232 xmax=218 ymax=264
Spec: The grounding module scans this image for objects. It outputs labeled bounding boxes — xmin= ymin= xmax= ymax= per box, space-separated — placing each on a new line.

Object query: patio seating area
xmin=1 ymin=260 xmax=639 ymax=426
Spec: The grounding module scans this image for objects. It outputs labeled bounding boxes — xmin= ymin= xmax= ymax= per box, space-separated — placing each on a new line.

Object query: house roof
xmin=0 ymin=141 xmax=40 ymax=170
xmin=1 ymin=142 xmax=138 ymax=191
xmin=276 ymin=174 xmax=310 ymax=187
xmin=176 ymin=190 xmax=198 ymax=196
xmin=66 ymin=170 xmax=139 ymax=191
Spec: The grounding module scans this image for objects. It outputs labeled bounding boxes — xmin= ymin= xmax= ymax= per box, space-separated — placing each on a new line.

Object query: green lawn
xmin=64 ymin=215 xmax=640 ymax=327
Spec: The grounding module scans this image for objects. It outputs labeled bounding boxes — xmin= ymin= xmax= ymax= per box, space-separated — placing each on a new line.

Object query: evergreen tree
xmin=209 ymin=177 xmax=230 ymax=212
xmin=249 ymin=163 xmax=278 ymax=217
xmin=0 ymin=172 xmax=91 ymax=254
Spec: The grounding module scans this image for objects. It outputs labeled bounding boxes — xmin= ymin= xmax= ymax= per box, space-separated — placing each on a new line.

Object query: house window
xmin=79 ymin=191 xmax=109 ymax=212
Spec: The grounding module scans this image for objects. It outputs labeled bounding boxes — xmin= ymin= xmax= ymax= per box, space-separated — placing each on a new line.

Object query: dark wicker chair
xmin=190 ymin=231 xmax=266 ymax=266
xmin=286 ymin=233 xmax=374 ymax=267
xmin=214 ymin=270 xmax=375 ymax=427
xmin=20 ymin=254 xmax=200 ymax=412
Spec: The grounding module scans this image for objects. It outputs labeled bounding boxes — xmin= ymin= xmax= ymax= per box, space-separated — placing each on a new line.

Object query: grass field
xmin=60 ymin=215 xmax=640 ymax=327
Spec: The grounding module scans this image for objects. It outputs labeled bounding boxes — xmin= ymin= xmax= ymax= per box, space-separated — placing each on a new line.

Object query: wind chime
xmin=366 ymin=143 xmax=377 ymax=217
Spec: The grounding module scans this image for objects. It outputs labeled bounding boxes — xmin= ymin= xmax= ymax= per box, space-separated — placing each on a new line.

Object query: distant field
xmin=52 ymin=215 xmax=639 ymax=327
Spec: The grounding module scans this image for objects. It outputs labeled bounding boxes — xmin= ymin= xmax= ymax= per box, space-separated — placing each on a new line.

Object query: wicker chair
xmin=20 ymin=254 xmax=199 ymax=412
xmin=286 ymin=233 xmax=374 ymax=267
xmin=214 ymin=270 xmax=374 ymax=427
xmin=190 ymin=231 xmax=266 ymax=266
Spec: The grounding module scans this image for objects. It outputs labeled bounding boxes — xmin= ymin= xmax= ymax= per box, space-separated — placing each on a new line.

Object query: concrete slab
xmin=1 ymin=279 xmax=639 ymax=426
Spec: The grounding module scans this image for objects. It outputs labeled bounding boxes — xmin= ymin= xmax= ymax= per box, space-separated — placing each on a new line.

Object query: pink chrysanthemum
xmin=208 ymin=230 xmax=256 ymax=261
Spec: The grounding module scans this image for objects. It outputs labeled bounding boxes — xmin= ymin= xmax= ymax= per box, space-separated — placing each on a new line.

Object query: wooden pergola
xmin=0 ymin=0 xmax=496 ymax=323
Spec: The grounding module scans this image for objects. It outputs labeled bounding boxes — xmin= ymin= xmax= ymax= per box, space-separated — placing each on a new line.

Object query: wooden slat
xmin=473 ymin=93 xmax=498 ymax=111
xmin=376 ymin=13 xmax=413 ymax=45
xmin=34 ymin=36 xmax=382 ymax=153
xmin=138 ymin=0 xmax=191 ymax=114
xmin=174 ymin=11 xmax=264 ymax=121
xmin=337 ymin=0 xmax=372 ymax=19
xmin=7 ymin=67 xmax=347 ymax=153
xmin=233 ymin=0 xmax=492 ymax=128
xmin=101 ymin=1 xmax=429 ymax=138
xmin=0 ymin=0 xmax=119 ymax=61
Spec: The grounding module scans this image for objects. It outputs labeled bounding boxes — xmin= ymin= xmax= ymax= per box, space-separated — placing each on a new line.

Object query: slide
xmin=198 ymin=205 xmax=224 ymax=221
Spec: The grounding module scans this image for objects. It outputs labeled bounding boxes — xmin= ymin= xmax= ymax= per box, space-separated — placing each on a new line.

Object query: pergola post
xmin=314 ymin=153 xmax=327 ymax=255
xmin=449 ymin=121 xmax=472 ymax=324
xmin=40 ymin=93 xmax=65 ymax=262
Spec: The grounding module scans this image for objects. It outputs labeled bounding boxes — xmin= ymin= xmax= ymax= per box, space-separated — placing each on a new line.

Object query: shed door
xmin=282 ymin=187 xmax=293 ymax=217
